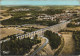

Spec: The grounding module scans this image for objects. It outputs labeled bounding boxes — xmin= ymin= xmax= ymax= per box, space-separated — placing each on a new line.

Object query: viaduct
xmin=16 ymin=21 xmax=70 ymax=39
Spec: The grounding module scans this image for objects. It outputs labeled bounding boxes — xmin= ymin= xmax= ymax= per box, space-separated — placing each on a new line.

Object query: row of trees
xmin=22 ymin=27 xmax=39 ymax=32
xmin=67 ymin=23 xmax=80 ymax=27
xmin=1 ymin=35 xmax=41 ymax=55
xmin=44 ymin=30 xmax=61 ymax=49
xmin=73 ymin=31 xmax=80 ymax=55
xmin=74 ymin=19 xmax=80 ymax=22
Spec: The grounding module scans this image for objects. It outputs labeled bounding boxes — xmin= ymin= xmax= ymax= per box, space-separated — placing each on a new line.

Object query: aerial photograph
xmin=0 ymin=0 xmax=80 ymax=56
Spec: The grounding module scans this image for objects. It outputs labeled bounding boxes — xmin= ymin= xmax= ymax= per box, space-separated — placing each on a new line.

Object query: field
xmin=59 ymin=26 xmax=80 ymax=55
xmin=0 ymin=15 xmax=12 ymax=21
xmin=0 ymin=27 xmax=24 ymax=40
xmin=65 ymin=27 xmax=80 ymax=31
xmin=59 ymin=32 xmax=75 ymax=55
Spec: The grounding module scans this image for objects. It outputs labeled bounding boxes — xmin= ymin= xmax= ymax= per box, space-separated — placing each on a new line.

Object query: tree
xmin=44 ymin=30 xmax=61 ymax=49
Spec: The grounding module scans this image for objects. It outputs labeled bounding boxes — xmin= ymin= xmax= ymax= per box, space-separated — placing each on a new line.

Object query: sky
xmin=0 ymin=0 xmax=80 ymax=6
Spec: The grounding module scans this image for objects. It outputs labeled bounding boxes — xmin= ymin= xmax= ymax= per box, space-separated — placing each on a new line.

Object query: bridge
xmin=16 ymin=21 xmax=70 ymax=39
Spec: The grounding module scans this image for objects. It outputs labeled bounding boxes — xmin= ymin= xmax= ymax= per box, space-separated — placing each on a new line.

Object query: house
xmin=38 ymin=14 xmax=56 ymax=21
xmin=12 ymin=8 xmax=30 ymax=12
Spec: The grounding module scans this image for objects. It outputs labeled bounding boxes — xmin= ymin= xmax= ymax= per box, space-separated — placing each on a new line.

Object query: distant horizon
xmin=1 ymin=4 xmax=80 ymax=6
xmin=1 ymin=0 xmax=80 ymax=6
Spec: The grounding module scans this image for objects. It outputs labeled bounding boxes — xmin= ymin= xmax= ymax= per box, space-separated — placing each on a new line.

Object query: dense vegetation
xmin=74 ymin=19 xmax=80 ymax=22
xmin=1 ymin=35 xmax=41 ymax=55
xmin=44 ymin=9 xmax=63 ymax=15
xmin=73 ymin=31 xmax=80 ymax=55
xmin=67 ymin=18 xmax=80 ymax=27
xmin=44 ymin=30 xmax=61 ymax=49
xmin=1 ymin=16 xmax=58 ymax=26
xmin=22 ymin=27 xmax=39 ymax=32
xmin=9 ymin=8 xmax=63 ymax=15
xmin=1 ymin=8 xmax=63 ymax=26
xmin=67 ymin=23 xmax=80 ymax=27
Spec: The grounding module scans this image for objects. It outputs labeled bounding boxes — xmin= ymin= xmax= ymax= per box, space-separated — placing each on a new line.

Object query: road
xmin=30 ymin=36 xmax=49 ymax=56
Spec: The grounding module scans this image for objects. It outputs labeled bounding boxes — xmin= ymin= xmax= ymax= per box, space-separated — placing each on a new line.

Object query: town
xmin=0 ymin=6 xmax=80 ymax=56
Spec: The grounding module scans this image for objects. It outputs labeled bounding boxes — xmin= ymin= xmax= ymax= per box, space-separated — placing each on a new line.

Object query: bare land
xmin=59 ymin=32 xmax=75 ymax=55
xmin=0 ymin=10 xmax=7 ymax=13
xmin=0 ymin=15 xmax=12 ymax=21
